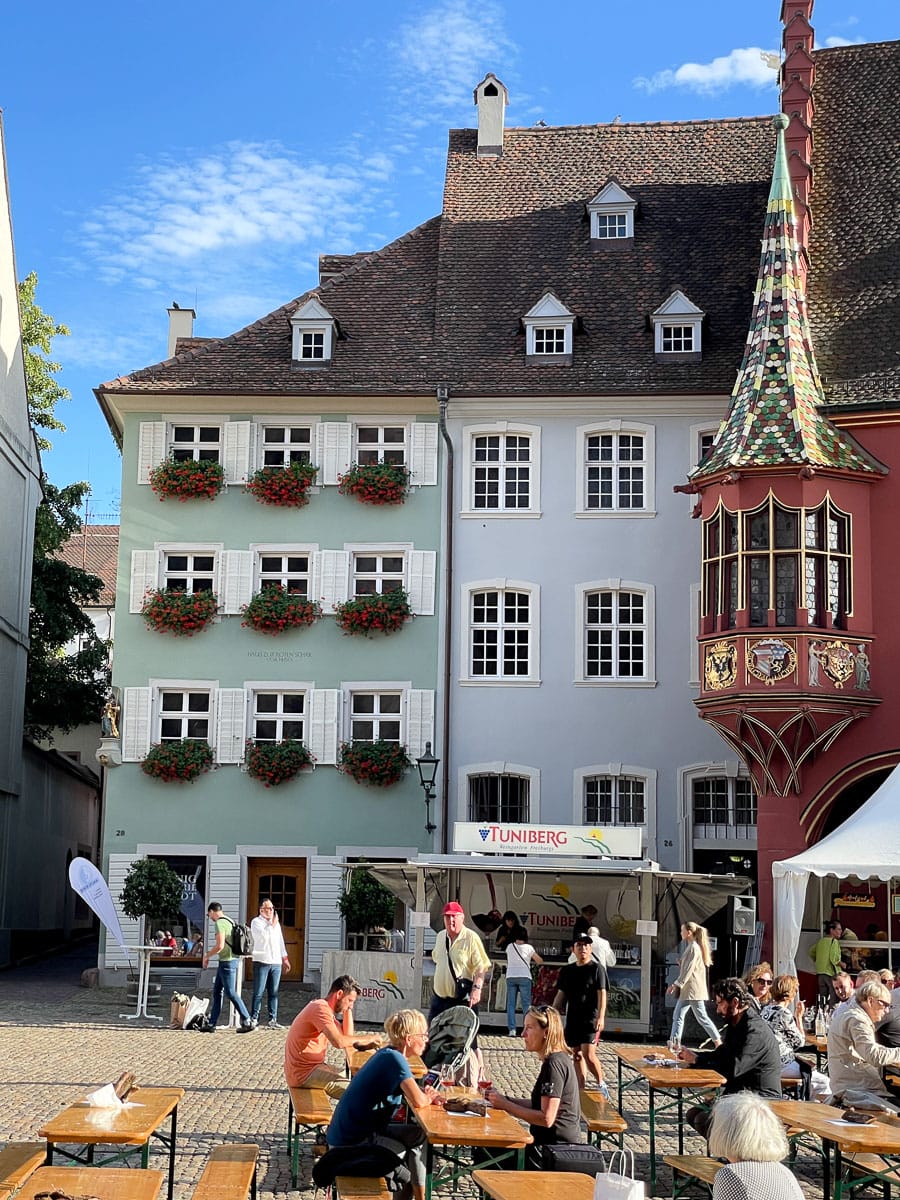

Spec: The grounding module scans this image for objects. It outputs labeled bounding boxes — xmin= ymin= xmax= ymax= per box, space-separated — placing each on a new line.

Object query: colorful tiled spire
xmin=692 ymin=114 xmax=884 ymax=479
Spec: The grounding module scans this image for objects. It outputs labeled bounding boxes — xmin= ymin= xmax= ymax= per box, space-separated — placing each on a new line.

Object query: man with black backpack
xmin=200 ymin=902 xmax=254 ymax=1032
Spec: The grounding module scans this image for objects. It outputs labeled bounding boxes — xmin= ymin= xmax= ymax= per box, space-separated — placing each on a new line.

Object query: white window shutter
xmin=306 ymin=855 xmax=343 ymax=978
xmin=122 ymin=687 xmax=152 ymax=761
xmin=410 ymin=423 xmax=438 ymax=486
xmin=129 ymin=550 xmax=159 ymax=613
xmin=215 ymin=689 xmax=247 ymax=764
xmin=315 ymin=550 xmax=350 ymax=611
xmin=137 ymin=422 xmax=167 ymax=485
xmin=223 ymin=421 xmax=252 ymax=484
xmin=107 ymin=854 xmax=143 ymax=967
xmin=406 ymin=689 xmax=435 ymax=761
xmin=220 ymin=551 xmax=254 ymax=615
xmin=317 ymin=422 xmax=352 ymax=485
xmin=308 ymin=688 xmax=339 ymax=765
xmin=208 ymin=854 xmax=242 ymax=925
xmin=406 ymin=550 xmax=436 ymax=615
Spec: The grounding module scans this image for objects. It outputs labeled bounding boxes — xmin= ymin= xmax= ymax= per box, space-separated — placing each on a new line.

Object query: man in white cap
xmin=429 ymin=901 xmax=491 ymax=1021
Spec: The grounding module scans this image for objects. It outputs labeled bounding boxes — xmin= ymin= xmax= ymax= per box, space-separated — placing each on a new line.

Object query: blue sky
xmin=3 ymin=0 xmax=897 ymax=517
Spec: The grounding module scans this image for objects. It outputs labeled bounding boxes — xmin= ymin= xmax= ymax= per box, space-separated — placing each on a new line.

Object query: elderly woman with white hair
xmin=707 ymin=1092 xmax=803 ymax=1200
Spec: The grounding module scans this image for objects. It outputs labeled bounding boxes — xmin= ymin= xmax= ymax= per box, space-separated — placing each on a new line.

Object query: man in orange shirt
xmin=284 ymin=975 xmax=380 ymax=1098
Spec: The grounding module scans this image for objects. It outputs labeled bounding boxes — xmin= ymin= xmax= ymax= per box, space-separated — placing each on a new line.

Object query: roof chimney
xmin=167 ymin=303 xmax=196 ymax=358
xmin=473 ymin=74 xmax=508 ymax=158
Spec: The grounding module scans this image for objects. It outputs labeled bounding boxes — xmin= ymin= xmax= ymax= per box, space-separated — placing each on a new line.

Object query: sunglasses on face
xmin=754 ymin=977 xmax=773 ymax=985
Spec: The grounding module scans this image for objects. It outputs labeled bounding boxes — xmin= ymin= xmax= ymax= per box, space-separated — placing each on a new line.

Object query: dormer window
xmin=523 ymin=292 xmax=575 ymax=365
xmin=650 ymin=290 xmax=704 ymax=362
xmin=587 ymin=180 xmax=637 ymax=244
xmin=290 ymin=297 xmax=337 ymax=366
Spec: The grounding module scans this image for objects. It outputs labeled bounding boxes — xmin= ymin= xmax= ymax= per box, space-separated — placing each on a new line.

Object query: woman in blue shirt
xmin=328 ymin=1009 xmax=441 ymax=1200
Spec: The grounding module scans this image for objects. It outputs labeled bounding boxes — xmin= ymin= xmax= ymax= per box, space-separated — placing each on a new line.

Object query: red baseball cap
xmin=443 ymin=902 xmax=464 ymax=915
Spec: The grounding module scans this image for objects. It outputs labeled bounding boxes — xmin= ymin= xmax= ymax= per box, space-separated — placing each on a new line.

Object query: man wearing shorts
xmin=284 ymin=975 xmax=380 ymax=1098
xmin=553 ymin=932 xmax=609 ymax=1096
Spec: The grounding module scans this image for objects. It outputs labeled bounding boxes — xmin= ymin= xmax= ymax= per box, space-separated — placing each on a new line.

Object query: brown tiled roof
xmin=100 ymin=119 xmax=774 ymax=400
xmin=101 ymin=218 xmax=442 ymax=395
xmin=55 ymin=525 xmax=118 ymax=605
xmin=807 ymin=41 xmax=900 ymax=408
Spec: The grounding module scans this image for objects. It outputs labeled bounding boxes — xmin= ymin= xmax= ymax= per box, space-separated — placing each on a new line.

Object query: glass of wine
xmin=667 ymin=1035 xmax=681 ymax=1067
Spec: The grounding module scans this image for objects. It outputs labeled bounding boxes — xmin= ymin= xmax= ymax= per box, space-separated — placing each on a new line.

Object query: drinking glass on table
xmin=667 ymin=1035 xmax=681 ymax=1066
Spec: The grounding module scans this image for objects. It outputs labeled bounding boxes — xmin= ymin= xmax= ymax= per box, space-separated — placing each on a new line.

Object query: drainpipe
xmin=437 ymin=384 xmax=454 ymax=852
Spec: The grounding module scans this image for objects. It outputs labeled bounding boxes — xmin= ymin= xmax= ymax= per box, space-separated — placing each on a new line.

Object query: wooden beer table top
xmin=473 ymin=1170 xmax=596 ymax=1200
xmin=15 ymin=1167 xmax=164 ymax=1200
xmin=770 ymin=1100 xmax=900 ymax=1154
xmin=39 ymin=1087 xmax=185 ymax=1146
xmin=347 ymin=1047 xmax=426 ymax=1077
xmin=412 ymin=1102 xmax=533 ymax=1148
xmin=614 ymin=1045 xmax=725 ymax=1090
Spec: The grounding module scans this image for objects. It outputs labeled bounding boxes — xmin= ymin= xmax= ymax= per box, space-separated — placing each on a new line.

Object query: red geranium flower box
xmin=149 ymin=456 xmax=225 ymax=501
xmin=246 ymin=461 xmax=318 ymax=507
xmin=337 ymin=461 xmax=410 ymax=506
xmin=242 ymin=586 xmax=322 ymax=635
xmin=141 ymin=588 xmax=218 ymax=636
xmin=245 ymin=739 xmax=314 ymax=787
xmin=339 ymin=739 xmax=411 ymax=788
xmin=334 ymin=589 xmax=412 ymax=637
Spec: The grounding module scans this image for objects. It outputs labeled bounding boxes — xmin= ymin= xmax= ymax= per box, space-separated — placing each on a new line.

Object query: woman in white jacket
xmin=666 ymin=921 xmax=722 ymax=1047
xmin=250 ymin=898 xmax=290 ymax=1028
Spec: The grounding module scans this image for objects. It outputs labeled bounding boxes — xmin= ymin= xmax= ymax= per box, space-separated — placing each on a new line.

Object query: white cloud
xmin=634 ymin=47 xmax=780 ymax=96
xmin=820 ymin=35 xmax=864 ymax=47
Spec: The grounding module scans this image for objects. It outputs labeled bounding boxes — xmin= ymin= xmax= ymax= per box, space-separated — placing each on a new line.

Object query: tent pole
xmin=413 ymin=868 xmax=425 ymax=1014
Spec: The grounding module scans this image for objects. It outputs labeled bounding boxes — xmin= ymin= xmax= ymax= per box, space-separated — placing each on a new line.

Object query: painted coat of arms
xmin=746 ymin=637 xmax=796 ymax=685
xmin=704 ymin=640 xmax=737 ymax=690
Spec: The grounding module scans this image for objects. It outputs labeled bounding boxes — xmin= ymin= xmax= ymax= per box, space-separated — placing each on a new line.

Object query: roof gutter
xmin=437 ymin=384 xmax=453 ymax=853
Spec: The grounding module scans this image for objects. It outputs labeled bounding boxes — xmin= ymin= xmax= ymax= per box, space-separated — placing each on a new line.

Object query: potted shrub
xmin=120 ymin=856 xmax=184 ymax=944
xmin=337 ymin=461 xmax=410 ymax=506
xmin=141 ymin=588 xmax=219 ymax=636
xmin=246 ymin=461 xmax=318 ymax=507
xmin=141 ymin=738 xmax=214 ymax=783
xmin=149 ymin=456 xmax=225 ymax=501
xmin=245 ymin=739 xmax=314 ymax=786
xmin=339 ymin=739 xmax=410 ymax=788
xmin=334 ymin=589 xmax=412 ymax=637
xmin=241 ymin=586 xmax=322 ymax=635
xmin=338 ymin=861 xmax=396 ymax=950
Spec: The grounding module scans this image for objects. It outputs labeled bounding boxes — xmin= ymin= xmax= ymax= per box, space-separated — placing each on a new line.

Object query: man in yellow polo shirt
xmin=429 ymin=901 xmax=491 ymax=1021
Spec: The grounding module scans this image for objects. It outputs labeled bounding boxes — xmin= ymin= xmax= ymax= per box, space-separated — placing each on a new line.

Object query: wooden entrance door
xmin=246 ymin=859 xmax=306 ymax=980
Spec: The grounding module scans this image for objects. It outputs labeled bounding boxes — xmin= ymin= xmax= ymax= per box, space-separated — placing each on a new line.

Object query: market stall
xmin=333 ymin=827 xmax=747 ymax=1034
xmin=773 ymin=765 xmax=900 ymax=977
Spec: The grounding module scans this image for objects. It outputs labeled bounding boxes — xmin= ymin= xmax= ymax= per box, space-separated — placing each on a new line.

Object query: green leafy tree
xmin=120 ymin=857 xmax=184 ymax=922
xmin=18 ymin=274 xmax=110 ymax=740
xmin=18 ymin=271 xmax=70 ymax=452
xmin=338 ymin=862 xmax=396 ymax=934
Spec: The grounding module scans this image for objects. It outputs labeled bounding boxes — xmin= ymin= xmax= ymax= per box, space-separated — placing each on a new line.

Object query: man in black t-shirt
xmin=553 ymin=933 xmax=609 ymax=1094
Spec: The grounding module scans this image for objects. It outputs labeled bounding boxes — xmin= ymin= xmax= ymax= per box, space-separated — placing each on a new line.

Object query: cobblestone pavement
xmin=0 ymin=943 xmax=826 ymax=1199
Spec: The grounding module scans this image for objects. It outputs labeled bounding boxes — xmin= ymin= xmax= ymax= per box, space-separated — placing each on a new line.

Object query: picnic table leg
xmin=649 ymin=1084 xmax=657 ymax=1196
xmin=291 ymin=1122 xmax=300 ymax=1189
xmin=424 ymin=1141 xmax=435 ymax=1200
xmin=833 ymin=1142 xmax=842 ymax=1200
xmin=45 ymin=1143 xmax=53 ymax=1166
xmin=677 ymin=1091 xmax=684 ymax=1155
xmin=516 ymin=1148 xmax=524 ymax=1169
xmin=167 ymin=1103 xmax=178 ymax=1200
xmin=286 ymin=1096 xmax=292 ymax=1156
xmin=618 ymin=1058 xmax=624 ymax=1110
xmin=824 ymin=1137 xmax=833 ymax=1200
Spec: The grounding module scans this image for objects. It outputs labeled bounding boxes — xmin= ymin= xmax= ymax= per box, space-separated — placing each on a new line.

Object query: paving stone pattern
xmin=0 ymin=944 xmax=825 ymax=1199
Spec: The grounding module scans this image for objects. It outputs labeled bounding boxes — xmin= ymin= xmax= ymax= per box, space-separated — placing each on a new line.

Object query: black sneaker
xmin=196 ymin=1022 xmax=216 ymax=1033
xmin=236 ymin=1019 xmax=255 ymax=1033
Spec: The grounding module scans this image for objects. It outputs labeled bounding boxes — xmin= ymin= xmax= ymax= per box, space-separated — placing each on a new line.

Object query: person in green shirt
xmin=809 ymin=921 xmax=844 ymax=1007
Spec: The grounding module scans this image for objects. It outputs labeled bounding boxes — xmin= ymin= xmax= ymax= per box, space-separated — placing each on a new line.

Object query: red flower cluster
xmin=242 ymin=586 xmax=322 ymax=636
xmin=245 ymin=739 xmax=314 ymax=787
xmin=246 ymin=462 xmax=318 ymax=507
xmin=337 ymin=461 xmax=410 ymax=506
xmin=149 ymin=457 xmax=225 ymax=501
xmin=334 ymin=589 xmax=412 ymax=637
xmin=141 ymin=588 xmax=219 ymax=636
xmin=339 ymin=739 xmax=411 ymax=788
xmin=141 ymin=739 xmax=214 ymax=783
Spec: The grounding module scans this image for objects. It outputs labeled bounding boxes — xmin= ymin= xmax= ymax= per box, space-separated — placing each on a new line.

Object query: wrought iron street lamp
xmin=416 ymin=742 xmax=439 ymax=835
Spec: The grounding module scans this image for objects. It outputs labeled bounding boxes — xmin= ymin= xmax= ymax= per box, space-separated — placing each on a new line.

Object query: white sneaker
xmin=507 ymin=1030 xmax=517 ymax=1037
xmin=268 ymin=1019 xmax=282 ymax=1029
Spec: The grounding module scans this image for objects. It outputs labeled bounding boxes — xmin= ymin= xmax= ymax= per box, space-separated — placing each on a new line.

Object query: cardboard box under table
xmin=411 ymin=1101 xmax=532 ymax=1200
xmin=39 ymin=1086 xmax=184 ymax=1200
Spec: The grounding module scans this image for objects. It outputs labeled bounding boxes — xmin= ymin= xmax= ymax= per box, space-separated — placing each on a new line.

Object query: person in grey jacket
xmin=827 ymin=980 xmax=900 ymax=1109
xmin=666 ymin=921 xmax=722 ymax=1048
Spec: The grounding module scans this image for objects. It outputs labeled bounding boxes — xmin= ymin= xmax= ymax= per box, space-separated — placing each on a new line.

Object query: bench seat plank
xmin=335 ymin=1176 xmax=392 ymax=1200
xmin=192 ymin=1143 xmax=258 ymax=1200
xmin=0 ymin=1143 xmax=46 ymax=1199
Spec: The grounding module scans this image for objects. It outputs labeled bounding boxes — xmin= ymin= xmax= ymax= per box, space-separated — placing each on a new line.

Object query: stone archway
xmin=820 ymin=768 xmax=892 ymax=838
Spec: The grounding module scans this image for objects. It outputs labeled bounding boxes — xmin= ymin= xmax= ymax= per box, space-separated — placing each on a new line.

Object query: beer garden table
xmin=347 ymin=1047 xmax=427 ymax=1077
xmin=770 ymin=1098 xmax=900 ymax=1200
xmin=14 ymin=1167 xmax=164 ymax=1200
xmin=473 ymin=1169 xmax=597 ymax=1200
xmin=38 ymin=1086 xmax=184 ymax=1200
xmin=411 ymin=1101 xmax=532 ymax=1200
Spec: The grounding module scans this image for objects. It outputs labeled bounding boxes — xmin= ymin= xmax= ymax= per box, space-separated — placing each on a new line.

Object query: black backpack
xmin=226 ymin=919 xmax=253 ymax=956
xmin=312 ymin=1144 xmax=408 ymax=1191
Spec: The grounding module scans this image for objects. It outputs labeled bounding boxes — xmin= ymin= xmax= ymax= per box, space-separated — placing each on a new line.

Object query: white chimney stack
xmin=474 ymin=73 xmax=508 ymax=158
xmin=167 ymin=303 xmax=196 ymax=358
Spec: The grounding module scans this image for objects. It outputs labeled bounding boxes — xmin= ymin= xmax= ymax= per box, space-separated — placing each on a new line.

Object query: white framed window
xmin=575 ymin=581 xmax=655 ymax=685
xmin=163 ymin=549 xmax=217 ymax=593
xmin=587 ymin=181 xmax=637 ymax=241
xmin=576 ymin=421 xmax=655 ymax=516
xmin=681 ymin=765 xmax=757 ymax=865
xmin=129 ymin=544 xmax=223 ymax=612
xmin=651 ymin=290 xmax=704 ymax=358
xmin=352 ymin=551 xmax=406 ymax=596
xmin=257 ymin=550 xmax=312 ymax=597
xmin=523 ymin=292 xmax=575 ymax=360
xmin=458 ymin=762 xmax=540 ymax=824
xmin=689 ymin=423 xmax=719 ymax=473
xmin=290 ymin=297 xmax=336 ymax=364
xmin=355 ymin=423 xmax=407 ymax=466
xmin=249 ymin=688 xmax=307 ymax=742
xmin=462 ymin=423 xmax=541 ymax=517
xmin=138 ymin=419 xmax=244 ymax=485
xmin=158 ymin=686 xmax=213 ymax=742
xmin=462 ymin=581 xmax=539 ymax=684
xmin=258 ymin=423 xmax=314 ymax=468
xmin=347 ymin=689 xmax=403 ymax=742
xmin=573 ymin=764 xmax=656 ymax=854
xmin=170 ymin=423 xmax=222 ymax=463
xmin=343 ymin=545 xmax=436 ymax=614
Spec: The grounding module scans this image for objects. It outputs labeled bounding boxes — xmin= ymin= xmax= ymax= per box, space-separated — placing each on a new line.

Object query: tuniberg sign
xmin=452 ymin=822 xmax=643 ymax=858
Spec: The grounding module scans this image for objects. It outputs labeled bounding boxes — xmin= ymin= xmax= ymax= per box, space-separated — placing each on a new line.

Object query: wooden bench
xmin=580 ymin=1090 xmax=628 ymax=1150
xmin=192 ymin=1143 xmax=259 ymax=1200
xmin=846 ymin=1152 xmax=900 ymax=1199
xmin=664 ymin=1154 xmax=723 ymax=1199
xmin=335 ymin=1176 xmax=392 ymax=1200
xmin=287 ymin=1087 xmax=332 ymax=1187
xmin=0 ymin=1143 xmax=46 ymax=1199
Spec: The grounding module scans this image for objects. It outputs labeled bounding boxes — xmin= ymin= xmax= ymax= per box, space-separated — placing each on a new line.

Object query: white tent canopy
xmin=773 ymin=764 xmax=900 ymax=973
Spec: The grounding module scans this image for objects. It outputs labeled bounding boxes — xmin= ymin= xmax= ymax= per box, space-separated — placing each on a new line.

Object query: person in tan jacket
xmin=666 ymin=921 xmax=722 ymax=1047
xmin=827 ymin=979 xmax=900 ymax=1109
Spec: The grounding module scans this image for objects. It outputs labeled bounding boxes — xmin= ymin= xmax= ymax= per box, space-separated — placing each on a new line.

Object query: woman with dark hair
xmin=495 ymin=911 xmax=519 ymax=952
xmin=505 ymin=927 xmax=543 ymax=1037
xmin=486 ymin=1005 xmax=582 ymax=1168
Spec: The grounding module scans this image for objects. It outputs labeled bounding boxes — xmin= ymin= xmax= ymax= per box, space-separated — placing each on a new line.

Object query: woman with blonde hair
xmin=760 ymin=975 xmax=804 ymax=1068
xmin=745 ymin=962 xmax=775 ymax=1011
xmin=328 ymin=1009 xmax=441 ymax=1200
xmin=708 ymin=1092 xmax=803 ymax=1200
xmin=486 ymin=1005 xmax=582 ymax=1168
xmin=666 ymin=921 xmax=721 ymax=1048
